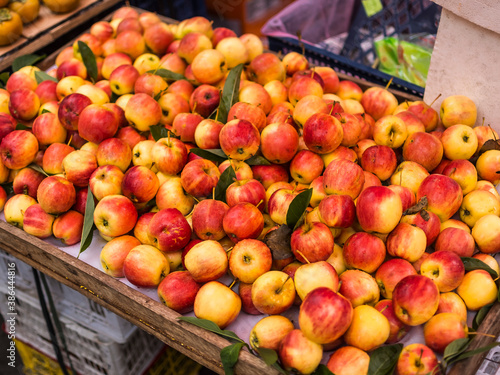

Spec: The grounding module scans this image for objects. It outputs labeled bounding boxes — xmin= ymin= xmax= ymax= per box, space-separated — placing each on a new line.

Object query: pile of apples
xmin=1 ymin=6 xmax=500 ymax=374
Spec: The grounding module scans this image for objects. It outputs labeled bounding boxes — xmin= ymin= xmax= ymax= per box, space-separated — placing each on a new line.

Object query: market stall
xmin=1 ymin=1 xmax=500 ymax=375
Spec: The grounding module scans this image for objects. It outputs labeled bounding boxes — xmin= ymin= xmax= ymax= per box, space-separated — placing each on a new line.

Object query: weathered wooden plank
xmin=0 ymin=220 xmax=279 ymax=375
xmin=448 ymin=302 xmax=500 ymax=375
xmin=0 ymin=0 xmax=122 ymax=71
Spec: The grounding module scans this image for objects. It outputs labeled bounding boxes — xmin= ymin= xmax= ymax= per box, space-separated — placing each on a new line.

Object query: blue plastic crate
xmin=341 ymin=0 xmax=441 ymax=67
xmin=267 ymin=35 xmax=424 ymax=97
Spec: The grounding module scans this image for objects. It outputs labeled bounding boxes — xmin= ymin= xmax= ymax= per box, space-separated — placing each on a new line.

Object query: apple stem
xmin=256 ymin=199 xmax=264 ymax=209
xmin=295 ymin=249 xmax=310 ymax=264
xmin=379 ymin=304 xmax=389 ymax=314
xmin=384 ymin=77 xmax=394 ymax=91
xmin=192 ymin=102 xmax=197 ymax=115
xmin=276 ymin=275 xmax=291 ymax=294
xmin=190 ymin=194 xmax=200 ymax=204
xmin=215 ymin=107 xmax=220 ymax=122
xmin=429 ymin=93 xmax=442 ymax=108
xmin=228 ymin=278 xmax=237 ymax=289
xmin=67 ymin=134 xmax=73 ymax=147
xmin=468 ymin=332 xmax=496 ymax=338
xmin=489 ymin=124 xmax=498 ymax=142
xmin=329 ymin=103 xmax=336 ymax=116
xmin=212 ymin=187 xmax=215 ymax=200
xmin=167 ymin=131 xmax=171 ymax=147
xmin=310 ymin=69 xmax=314 ymax=79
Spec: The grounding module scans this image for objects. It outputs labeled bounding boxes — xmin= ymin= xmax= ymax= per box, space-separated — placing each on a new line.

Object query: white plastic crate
xmin=0 ymin=248 xmax=64 ymax=300
xmin=57 ymin=283 xmax=137 ymax=344
xmin=0 ymin=287 xmax=166 ymax=375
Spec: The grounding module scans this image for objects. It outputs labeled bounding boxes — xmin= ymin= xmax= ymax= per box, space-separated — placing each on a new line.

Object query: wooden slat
xmin=0 ymin=6 xmax=490 ymax=373
xmin=448 ymin=302 xmax=500 ymax=375
xmin=0 ymin=0 xmax=122 ymax=72
xmin=0 ymin=220 xmax=280 ymax=375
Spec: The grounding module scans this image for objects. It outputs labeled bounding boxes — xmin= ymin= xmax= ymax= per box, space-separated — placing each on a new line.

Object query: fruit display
xmin=1 ymin=6 xmax=500 ymax=375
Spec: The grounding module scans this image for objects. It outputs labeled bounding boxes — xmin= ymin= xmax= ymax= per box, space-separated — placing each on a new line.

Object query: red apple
xmin=417 ymin=174 xmax=463 ymax=221
xmin=356 ymin=186 xmax=403 ymax=234
xmin=223 ymin=202 xmax=264 ymax=243
xmin=219 ymin=119 xmax=260 ymax=161
xmin=93 ymin=195 xmax=138 ymax=238
xmin=147 ymin=208 xmax=191 ymax=252
xmin=291 ymin=221 xmax=334 ymax=263
xmin=180 ymin=159 xmax=220 ymax=198
xmin=323 ymin=158 xmax=364 ymax=199
xmin=343 ymin=232 xmax=386 ymax=273
xmin=0 ymin=130 xmax=39 ymax=170
xmin=184 ymin=240 xmax=228 ymax=282
xmin=375 ymin=299 xmax=411 ymax=344
xmin=157 ymin=271 xmax=201 ymax=313
xmin=52 ymin=210 xmax=84 ymax=245
xmin=360 ymin=145 xmax=397 ymax=181
xmin=299 ymin=287 xmax=353 ymax=344
xmin=123 ymin=245 xmax=169 ymax=287
xmin=375 ymin=258 xmax=417 ymax=299
xmin=392 ymin=275 xmax=440 ymax=326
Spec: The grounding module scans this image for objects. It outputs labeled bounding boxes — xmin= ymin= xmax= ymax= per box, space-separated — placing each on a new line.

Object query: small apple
xmin=100 ymin=235 xmax=141 ymax=277
xmin=123 ymin=244 xmax=169 ymax=287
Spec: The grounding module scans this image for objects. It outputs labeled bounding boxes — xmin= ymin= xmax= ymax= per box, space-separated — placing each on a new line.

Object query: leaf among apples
xmin=263 ymin=224 xmax=293 ymax=260
xmin=215 ymin=63 xmax=244 ymax=124
xmin=402 ymin=196 xmax=428 ymax=217
xmin=480 ymin=139 xmax=500 ymax=153
xmin=35 ymin=70 xmax=58 ymax=84
xmin=78 ymin=186 xmax=96 ymax=258
xmin=189 ymin=148 xmax=228 ymax=163
xmin=78 ymin=41 xmax=98 ymax=83
xmin=214 ymin=165 xmax=236 ymax=202
xmin=368 ymin=343 xmax=403 ymax=375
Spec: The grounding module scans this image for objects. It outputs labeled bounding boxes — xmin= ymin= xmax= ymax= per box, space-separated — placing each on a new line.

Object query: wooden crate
xmin=0 ymin=7 xmax=498 ymax=375
xmin=0 ymin=0 xmax=122 ymax=72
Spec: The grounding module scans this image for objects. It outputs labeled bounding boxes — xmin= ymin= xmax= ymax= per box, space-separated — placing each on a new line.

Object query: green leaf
xmin=177 ymin=317 xmax=244 ymax=343
xmin=214 ymin=166 xmax=236 ymax=202
xmin=12 ymin=54 xmax=46 ymax=71
xmin=473 ymin=304 xmax=493 ymax=330
xmin=368 ymin=343 xmax=403 ymax=375
xmin=41 ymin=109 xmax=51 ymax=114
xmin=1 ymin=183 xmax=13 ymax=196
xmin=149 ymin=125 xmax=169 ymax=142
xmin=443 ymin=338 xmax=470 ymax=365
xmin=16 ymin=123 xmax=30 ymax=130
xmin=246 ymin=155 xmax=271 ymax=166
xmin=256 ymin=347 xmax=278 ymax=366
xmin=78 ymin=186 xmax=95 ymax=258
xmin=461 ymin=257 xmax=498 ymax=279
xmin=148 ymin=68 xmax=186 ymax=82
xmin=312 ymin=364 xmax=335 ymax=375
xmin=217 ymin=64 xmax=244 ymax=124
xmin=221 ymin=342 xmax=246 ymax=375
xmin=35 ymin=70 xmax=58 ymax=84
xmin=28 ymin=163 xmax=49 ymax=177
xmin=449 ymin=342 xmax=500 ymax=365
xmin=286 ymin=188 xmax=313 ymax=229
xmin=78 ymin=41 xmax=98 ymax=83
xmin=189 ymin=148 xmax=228 ymax=163
xmin=110 ymin=92 xmax=120 ymax=103
xmin=0 ymin=72 xmax=9 ymax=88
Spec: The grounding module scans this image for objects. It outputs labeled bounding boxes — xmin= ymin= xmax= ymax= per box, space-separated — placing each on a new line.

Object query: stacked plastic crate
xmin=0 ymin=249 xmax=201 ymax=375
